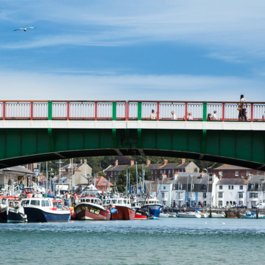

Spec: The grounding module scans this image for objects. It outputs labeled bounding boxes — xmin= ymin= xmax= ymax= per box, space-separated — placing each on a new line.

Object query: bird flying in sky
xmin=14 ymin=26 xmax=35 ymax=32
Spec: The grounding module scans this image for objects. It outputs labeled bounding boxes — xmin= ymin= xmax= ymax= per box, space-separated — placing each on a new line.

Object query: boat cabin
xmin=21 ymin=198 xmax=53 ymax=208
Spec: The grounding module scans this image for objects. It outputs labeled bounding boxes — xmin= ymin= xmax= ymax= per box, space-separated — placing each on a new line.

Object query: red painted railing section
xmin=0 ymin=100 xmax=265 ymax=121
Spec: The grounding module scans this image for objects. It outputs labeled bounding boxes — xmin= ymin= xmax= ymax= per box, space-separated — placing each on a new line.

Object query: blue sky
xmin=1 ymin=0 xmax=265 ymax=101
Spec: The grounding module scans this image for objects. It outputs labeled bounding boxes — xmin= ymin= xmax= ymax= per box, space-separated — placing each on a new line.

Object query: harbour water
xmin=1 ymin=218 xmax=265 ymax=265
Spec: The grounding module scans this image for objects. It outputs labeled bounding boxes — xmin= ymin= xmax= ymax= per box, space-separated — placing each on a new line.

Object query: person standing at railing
xmin=212 ymin=110 xmax=217 ymax=120
xmin=238 ymin=94 xmax=247 ymax=121
xmin=187 ymin=112 xmax=193 ymax=120
xmin=171 ymin=110 xmax=177 ymax=120
xmin=150 ymin=109 xmax=156 ymax=120
xmin=207 ymin=113 xmax=212 ymax=121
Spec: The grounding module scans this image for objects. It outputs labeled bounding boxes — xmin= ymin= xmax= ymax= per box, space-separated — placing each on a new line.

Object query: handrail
xmin=0 ymin=100 xmax=264 ymax=122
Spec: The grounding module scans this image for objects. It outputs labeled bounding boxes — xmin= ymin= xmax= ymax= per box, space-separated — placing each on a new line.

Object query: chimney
xmin=115 ymin=160 xmax=119 ymax=166
xmin=130 ymin=160 xmax=135 ymax=166
xmin=181 ymin=158 xmax=186 ymax=164
xmin=163 ymin=159 xmax=168 ymax=166
xmin=146 ymin=159 xmax=151 ymax=166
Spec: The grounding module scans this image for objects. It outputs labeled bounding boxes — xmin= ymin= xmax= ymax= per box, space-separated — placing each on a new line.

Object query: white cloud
xmin=2 ymin=0 xmax=265 ymax=57
xmin=0 ymin=71 xmax=263 ymax=101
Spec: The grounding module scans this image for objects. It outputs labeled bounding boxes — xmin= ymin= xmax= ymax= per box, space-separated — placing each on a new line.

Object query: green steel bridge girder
xmin=0 ymin=128 xmax=264 ymax=170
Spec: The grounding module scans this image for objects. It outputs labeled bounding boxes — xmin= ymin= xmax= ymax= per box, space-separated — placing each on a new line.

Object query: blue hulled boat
xmin=141 ymin=197 xmax=162 ymax=218
xmin=21 ymin=197 xmax=70 ymax=222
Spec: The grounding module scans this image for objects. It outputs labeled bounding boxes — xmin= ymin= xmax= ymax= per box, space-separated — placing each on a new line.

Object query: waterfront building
xmin=95 ymin=176 xmax=113 ymax=193
xmin=214 ymin=177 xmax=248 ymax=208
xmin=172 ymin=173 xmax=219 ymax=208
xmin=247 ymin=175 xmax=265 ymax=208
xmin=0 ymin=166 xmax=34 ymax=195
xmin=147 ymin=159 xmax=199 ymax=181
xmin=157 ymin=179 xmax=173 ymax=207
xmin=210 ymin=164 xmax=260 ymax=179
xmin=53 ymin=159 xmax=93 ymax=190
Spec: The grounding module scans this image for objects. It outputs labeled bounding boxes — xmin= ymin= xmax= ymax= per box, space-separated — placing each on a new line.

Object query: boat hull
xmin=7 ymin=210 xmax=27 ymax=223
xmin=134 ymin=210 xmax=148 ymax=220
xmin=141 ymin=204 xmax=161 ymax=218
xmin=111 ymin=206 xmax=135 ymax=220
xmin=74 ymin=203 xmax=110 ymax=221
xmin=24 ymin=207 xmax=70 ymax=222
xmin=0 ymin=208 xmax=7 ymax=223
xmin=176 ymin=211 xmax=198 ymax=218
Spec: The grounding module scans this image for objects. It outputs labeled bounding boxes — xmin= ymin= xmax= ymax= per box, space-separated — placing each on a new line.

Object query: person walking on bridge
xmin=238 ymin=94 xmax=247 ymax=121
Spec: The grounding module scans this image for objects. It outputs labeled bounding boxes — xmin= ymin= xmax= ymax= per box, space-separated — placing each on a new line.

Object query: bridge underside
xmin=0 ymin=128 xmax=264 ymax=170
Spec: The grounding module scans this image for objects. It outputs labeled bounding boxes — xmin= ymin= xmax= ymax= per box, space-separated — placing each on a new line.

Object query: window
xmin=249 ymin=193 xmax=258 ymax=199
xmin=218 ymin=192 xmax=223 ymax=198
xmin=218 ymin=200 xmax=223 ymax=207
xmin=228 ymin=185 xmax=234 ymax=190
xmin=219 ymin=185 xmax=223 ymax=190
xmin=203 ymin=192 xmax=207 ymax=198
xmin=238 ymin=192 xmax=243 ymax=199
xmin=240 ymin=185 xmax=243 ymax=190
xmin=235 ymin=171 xmax=239 ymax=177
xmin=31 ymin=200 xmax=40 ymax=206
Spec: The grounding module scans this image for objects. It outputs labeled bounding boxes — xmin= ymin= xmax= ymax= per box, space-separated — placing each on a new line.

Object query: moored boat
xmin=176 ymin=211 xmax=201 ymax=218
xmin=134 ymin=209 xmax=149 ymax=220
xmin=21 ymin=197 xmax=70 ymax=222
xmin=210 ymin=211 xmax=226 ymax=218
xmin=74 ymin=195 xmax=110 ymax=221
xmin=0 ymin=196 xmax=27 ymax=223
xmin=103 ymin=195 xmax=135 ymax=220
xmin=141 ymin=197 xmax=162 ymax=218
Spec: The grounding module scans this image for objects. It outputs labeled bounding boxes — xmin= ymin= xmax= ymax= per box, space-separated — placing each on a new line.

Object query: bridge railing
xmin=0 ymin=100 xmax=265 ymax=122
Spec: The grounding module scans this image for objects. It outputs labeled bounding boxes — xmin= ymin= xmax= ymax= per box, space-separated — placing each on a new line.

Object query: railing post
xmin=250 ymin=103 xmax=254 ymax=122
xmin=203 ymin=102 xmax=207 ymax=121
xmin=3 ymin=101 xmax=6 ymax=120
xmin=184 ymin=102 xmax=188 ymax=120
xmin=112 ymin=102 xmax=117 ymax=120
xmin=156 ymin=101 xmax=160 ymax=120
xmin=67 ymin=101 xmax=70 ymax=120
xmin=95 ymin=101 xmax=98 ymax=120
xmin=137 ymin=102 xmax=142 ymax=120
xmin=222 ymin=103 xmax=225 ymax=122
xmin=48 ymin=101 xmax=52 ymax=134
xmin=48 ymin=101 xmax=52 ymax=120
xmin=30 ymin=101 xmax=33 ymax=120
xmin=125 ymin=101 xmax=129 ymax=121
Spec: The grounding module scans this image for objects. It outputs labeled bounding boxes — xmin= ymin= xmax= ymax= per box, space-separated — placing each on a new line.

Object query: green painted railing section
xmin=48 ymin=101 xmax=53 ymax=120
xmin=203 ymin=102 xmax=207 ymax=121
xmin=137 ymin=102 xmax=142 ymax=120
xmin=112 ymin=102 xmax=117 ymax=121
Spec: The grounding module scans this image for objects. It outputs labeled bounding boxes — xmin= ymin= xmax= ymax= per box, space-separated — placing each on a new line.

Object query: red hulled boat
xmin=74 ymin=195 xmax=110 ymax=221
xmin=103 ymin=195 xmax=135 ymax=220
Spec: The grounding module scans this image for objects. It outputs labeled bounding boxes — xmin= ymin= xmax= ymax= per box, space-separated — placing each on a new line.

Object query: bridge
xmin=0 ymin=100 xmax=265 ymax=170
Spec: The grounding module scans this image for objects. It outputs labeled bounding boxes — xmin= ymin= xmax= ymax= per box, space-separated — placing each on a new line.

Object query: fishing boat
xmin=134 ymin=209 xmax=149 ymax=220
xmin=141 ymin=197 xmax=162 ymax=218
xmin=210 ymin=211 xmax=226 ymax=218
xmin=21 ymin=197 xmax=70 ymax=222
xmin=103 ymin=195 xmax=135 ymax=220
xmin=74 ymin=195 xmax=110 ymax=221
xmin=241 ymin=211 xmax=256 ymax=219
xmin=176 ymin=211 xmax=201 ymax=218
xmin=0 ymin=196 xmax=27 ymax=223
